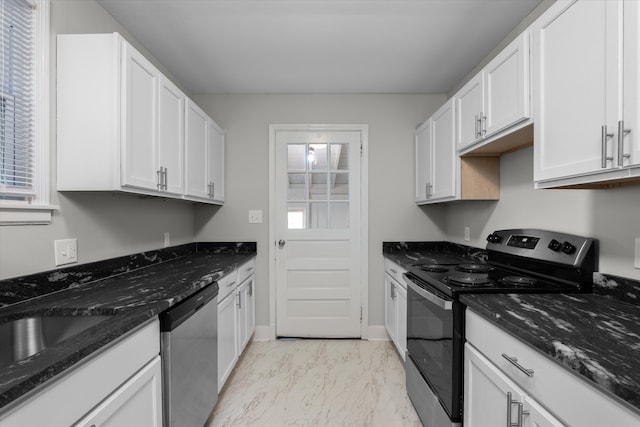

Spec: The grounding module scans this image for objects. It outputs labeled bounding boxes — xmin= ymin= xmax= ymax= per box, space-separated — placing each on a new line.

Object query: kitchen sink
xmin=0 ymin=314 xmax=112 ymax=369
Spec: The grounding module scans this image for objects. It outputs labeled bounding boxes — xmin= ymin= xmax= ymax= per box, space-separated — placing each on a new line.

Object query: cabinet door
xmin=524 ymin=397 xmax=565 ymax=427
xmin=455 ymin=74 xmax=484 ymax=151
xmin=395 ymin=281 xmax=407 ymax=361
xmin=209 ymin=120 xmax=225 ymax=202
xmin=217 ymin=292 xmax=238 ymax=392
xmin=158 ymin=76 xmax=185 ymax=195
xmin=245 ymin=276 xmax=255 ymax=345
xmin=623 ymin=0 xmax=640 ymax=167
xmin=415 ymin=119 xmax=431 ymax=202
xmin=185 ymin=100 xmax=210 ymax=200
xmin=533 ymin=0 xmax=620 ymax=182
xmin=383 ymin=273 xmax=397 ymax=344
xmin=484 ymin=32 xmax=530 ymax=137
xmin=465 ymin=343 xmax=528 ymax=427
xmin=121 ymin=42 xmax=159 ymax=191
xmin=74 ymin=356 xmax=162 ymax=427
xmin=430 ymin=99 xmax=457 ymax=201
xmin=236 ymin=282 xmax=248 ymax=354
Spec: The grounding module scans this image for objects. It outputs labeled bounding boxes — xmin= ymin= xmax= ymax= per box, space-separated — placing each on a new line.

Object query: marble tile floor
xmin=206 ymin=339 xmax=423 ymax=427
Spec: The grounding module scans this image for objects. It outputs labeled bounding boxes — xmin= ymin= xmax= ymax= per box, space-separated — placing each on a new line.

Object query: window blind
xmin=1 ymin=0 xmax=36 ymax=198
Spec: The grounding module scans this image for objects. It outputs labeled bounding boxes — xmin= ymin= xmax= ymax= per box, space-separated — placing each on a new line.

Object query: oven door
xmin=405 ymin=274 xmax=464 ymax=423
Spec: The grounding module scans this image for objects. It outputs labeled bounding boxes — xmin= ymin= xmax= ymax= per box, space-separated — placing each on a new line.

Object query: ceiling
xmin=96 ymin=0 xmax=543 ymax=95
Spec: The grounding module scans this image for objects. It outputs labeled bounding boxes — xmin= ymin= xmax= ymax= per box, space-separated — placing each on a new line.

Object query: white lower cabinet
xmin=465 ymin=343 xmax=562 ymax=427
xmin=465 ymin=309 xmax=640 ymax=427
xmin=383 ymin=258 xmax=407 ymax=360
xmin=0 ymin=320 xmax=161 ymax=427
xmin=74 ymin=356 xmax=162 ymax=427
xmin=217 ymin=258 xmax=256 ymax=392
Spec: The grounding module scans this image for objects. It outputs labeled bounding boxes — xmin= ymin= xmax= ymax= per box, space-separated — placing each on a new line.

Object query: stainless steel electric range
xmin=403 ymin=229 xmax=597 ymax=427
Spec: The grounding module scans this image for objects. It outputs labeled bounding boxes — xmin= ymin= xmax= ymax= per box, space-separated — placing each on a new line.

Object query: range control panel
xmin=486 ymin=229 xmax=595 ymax=267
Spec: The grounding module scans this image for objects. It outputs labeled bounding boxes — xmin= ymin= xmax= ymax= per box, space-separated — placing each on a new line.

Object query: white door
xmin=624 ymin=0 xmax=640 ymax=166
xmin=184 ymin=99 xmax=210 ymax=200
xmin=275 ymin=128 xmax=362 ymax=338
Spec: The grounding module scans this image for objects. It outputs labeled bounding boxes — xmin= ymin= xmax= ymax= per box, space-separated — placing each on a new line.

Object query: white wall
xmin=0 ymin=0 xmax=196 ymax=279
xmin=444 ymin=147 xmax=640 ymax=280
xmin=192 ymin=94 xmax=448 ymax=327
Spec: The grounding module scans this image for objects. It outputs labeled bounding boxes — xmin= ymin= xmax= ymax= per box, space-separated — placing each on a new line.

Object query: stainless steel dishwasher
xmin=160 ymin=280 xmax=218 ymax=427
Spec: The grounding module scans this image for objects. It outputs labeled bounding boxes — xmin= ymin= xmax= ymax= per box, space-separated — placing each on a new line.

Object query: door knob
xmin=278 ymin=240 xmax=285 ymax=248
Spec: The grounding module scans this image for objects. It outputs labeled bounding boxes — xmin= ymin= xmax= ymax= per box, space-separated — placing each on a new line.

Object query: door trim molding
xmin=268 ymin=124 xmax=369 ymax=339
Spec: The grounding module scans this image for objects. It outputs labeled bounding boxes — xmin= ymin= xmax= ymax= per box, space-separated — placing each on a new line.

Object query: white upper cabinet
xmin=430 ymin=99 xmax=457 ymax=201
xmin=533 ymin=0 xmax=640 ymax=188
xmin=158 ymin=76 xmax=185 ymax=195
xmin=121 ymin=43 xmax=160 ymax=192
xmin=57 ymin=32 xmax=223 ymax=203
xmin=456 ymin=32 xmax=531 ymax=153
xmin=415 ymin=99 xmax=456 ymax=203
xmin=455 ymin=74 xmax=484 ymax=151
xmin=184 ymin=100 xmax=225 ymax=204
xmin=415 ymin=118 xmax=432 ymax=202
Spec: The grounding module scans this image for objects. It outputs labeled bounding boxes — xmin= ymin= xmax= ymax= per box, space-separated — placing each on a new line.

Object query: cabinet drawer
xmin=217 ymin=270 xmax=238 ymax=302
xmin=237 ymin=258 xmax=255 ymax=284
xmin=383 ymin=258 xmax=407 ymax=289
xmin=466 ymin=309 xmax=640 ymax=426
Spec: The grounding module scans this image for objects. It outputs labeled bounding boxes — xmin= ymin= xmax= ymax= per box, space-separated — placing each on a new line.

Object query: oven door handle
xmin=404 ymin=274 xmax=453 ymax=310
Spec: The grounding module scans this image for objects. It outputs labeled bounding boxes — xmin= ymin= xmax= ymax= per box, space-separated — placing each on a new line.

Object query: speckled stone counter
xmin=0 ymin=242 xmax=256 ymax=412
xmin=382 ymin=241 xmax=487 ymax=270
xmin=461 ymin=272 xmax=640 ymax=414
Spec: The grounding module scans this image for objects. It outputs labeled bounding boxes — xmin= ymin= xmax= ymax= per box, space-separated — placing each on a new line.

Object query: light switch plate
xmin=55 ymin=238 xmax=77 ymax=266
xmin=248 ymin=210 xmax=263 ymax=224
xmin=635 ymin=238 xmax=640 ymax=269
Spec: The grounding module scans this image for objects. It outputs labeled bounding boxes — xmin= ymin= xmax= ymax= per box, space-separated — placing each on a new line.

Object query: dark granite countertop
xmin=383 ymin=241 xmax=640 ymax=414
xmin=382 ymin=241 xmax=487 ymax=270
xmin=0 ymin=242 xmax=256 ymax=412
xmin=461 ymin=289 xmax=640 ymax=415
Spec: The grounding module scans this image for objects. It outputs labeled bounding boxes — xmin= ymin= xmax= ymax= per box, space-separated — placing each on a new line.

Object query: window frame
xmin=0 ymin=0 xmax=54 ymax=225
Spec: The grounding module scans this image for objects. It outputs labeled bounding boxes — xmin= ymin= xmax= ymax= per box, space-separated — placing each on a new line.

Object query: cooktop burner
xmin=456 ymin=264 xmax=494 ymax=274
xmin=500 ymin=276 xmax=538 ymax=287
xmin=418 ymin=264 xmax=449 ymax=273
xmin=444 ymin=274 xmax=493 ymax=287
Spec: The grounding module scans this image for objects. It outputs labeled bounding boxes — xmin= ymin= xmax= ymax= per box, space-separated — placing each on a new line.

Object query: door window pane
xmin=331 ymin=143 xmax=348 ymax=170
xmin=288 ymin=173 xmax=306 ymax=201
xmin=288 ymin=203 xmax=306 ymax=229
xmin=310 ymin=202 xmax=328 ymax=229
xmin=330 ymin=203 xmax=349 ymax=229
xmin=288 ymin=144 xmax=306 ymax=170
xmin=309 ymin=143 xmax=327 ymax=170
xmin=330 ymin=172 xmax=349 ymax=201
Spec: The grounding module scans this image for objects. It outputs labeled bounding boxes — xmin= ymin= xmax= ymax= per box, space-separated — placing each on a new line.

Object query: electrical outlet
xmin=164 ymin=232 xmax=170 ymax=248
xmin=635 ymin=238 xmax=640 ymax=269
xmin=54 ymin=238 xmax=78 ymax=266
xmin=248 ymin=210 xmax=263 ymax=224
xmin=464 ymin=226 xmax=470 ymax=242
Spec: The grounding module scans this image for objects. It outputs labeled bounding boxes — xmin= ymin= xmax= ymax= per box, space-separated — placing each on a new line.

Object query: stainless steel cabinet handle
xmin=157 ymin=168 xmax=163 ymax=190
xmin=601 ymin=125 xmax=614 ymax=168
xmin=475 ymin=114 xmax=479 ymax=138
xmin=506 ymin=391 xmax=529 ymax=427
xmin=163 ymin=167 xmax=168 ymax=190
xmin=211 ymin=182 xmax=215 ymax=198
xmin=507 ymin=392 xmax=514 ymax=427
xmin=227 ymin=280 xmax=236 ymax=288
xmin=618 ymin=120 xmax=632 ymax=166
xmin=390 ymin=283 xmax=396 ymax=300
xmin=390 ymin=268 xmax=397 ymax=274
xmin=481 ymin=114 xmax=487 ymax=136
xmin=249 ymin=282 xmax=253 ymax=296
xmin=237 ymin=291 xmax=242 ymax=309
xmin=502 ymin=353 xmax=534 ymax=377
xmin=426 ymin=183 xmax=432 ymax=198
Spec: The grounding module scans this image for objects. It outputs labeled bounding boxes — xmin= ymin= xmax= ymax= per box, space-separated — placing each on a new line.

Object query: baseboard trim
xmin=367 ymin=325 xmax=390 ymax=341
xmin=252 ymin=325 xmax=276 ymax=341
